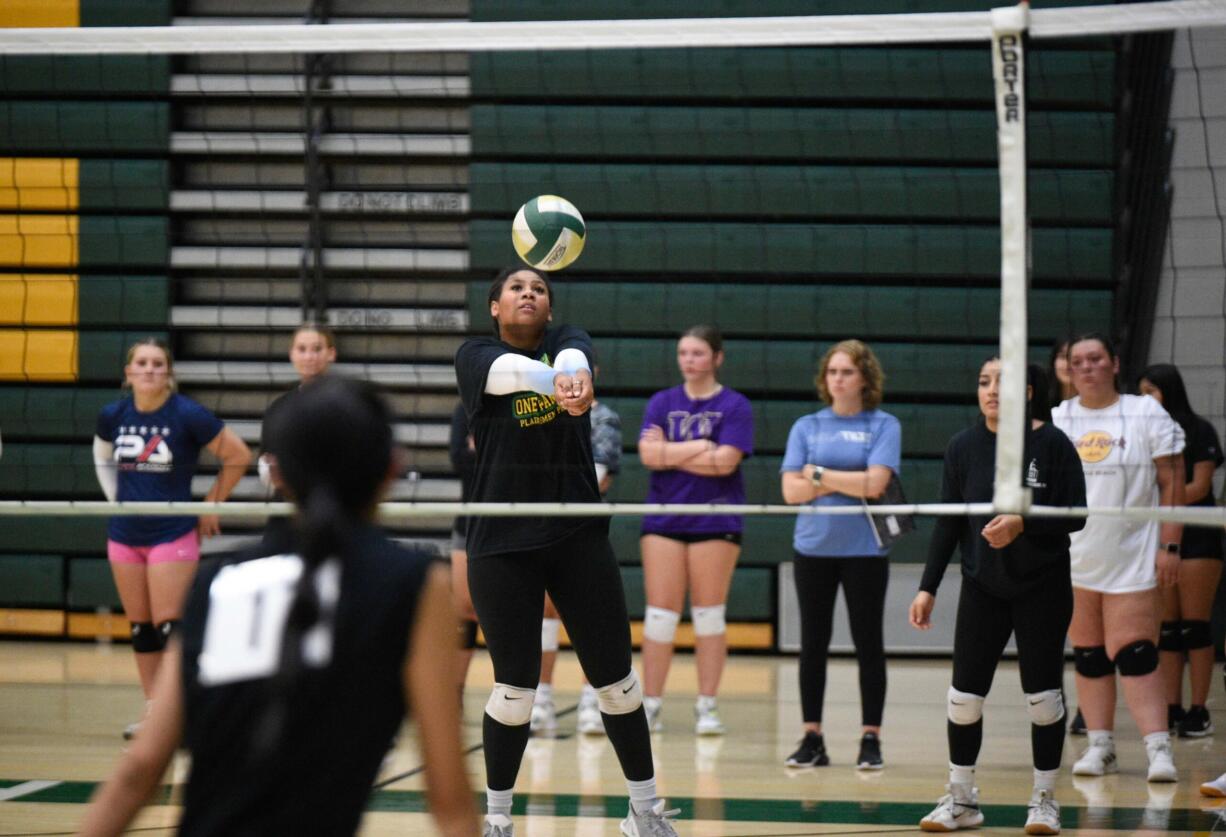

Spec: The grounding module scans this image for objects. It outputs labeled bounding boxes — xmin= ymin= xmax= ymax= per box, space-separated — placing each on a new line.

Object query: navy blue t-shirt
xmin=96 ymin=393 xmax=224 ymax=546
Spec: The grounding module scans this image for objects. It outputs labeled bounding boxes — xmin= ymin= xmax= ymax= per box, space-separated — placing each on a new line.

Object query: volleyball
xmin=511 ymin=195 xmax=586 ymax=271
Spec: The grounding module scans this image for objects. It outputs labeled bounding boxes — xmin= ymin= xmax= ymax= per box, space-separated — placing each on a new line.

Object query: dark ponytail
xmin=255 ymin=377 xmax=394 ymax=754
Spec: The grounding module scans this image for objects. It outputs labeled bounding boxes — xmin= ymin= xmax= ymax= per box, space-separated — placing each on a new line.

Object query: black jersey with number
xmin=454 ymin=324 xmax=603 ymax=558
xmin=921 ymin=420 xmax=1087 ymax=599
xmin=177 ymin=526 xmax=436 ymax=837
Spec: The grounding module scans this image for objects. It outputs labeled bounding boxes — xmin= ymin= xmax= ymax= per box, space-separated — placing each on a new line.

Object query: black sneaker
xmin=1179 ymin=704 xmax=1214 ymax=738
xmin=784 ymin=731 xmax=829 ymax=767
xmin=1069 ymin=707 xmax=1087 ymax=736
xmin=1168 ymin=704 xmax=1187 ymax=732
xmin=857 ymin=732 xmax=884 ymax=770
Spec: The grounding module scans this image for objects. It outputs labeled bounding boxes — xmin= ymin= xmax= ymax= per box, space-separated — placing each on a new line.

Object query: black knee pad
xmin=458 ymin=618 xmax=478 ymax=650
xmin=156 ymin=619 xmax=180 ymax=643
xmin=1182 ymin=619 xmax=1214 ymax=650
xmin=1115 ymin=639 xmax=1159 ymax=677
xmin=1073 ymin=645 xmax=1114 ymax=678
xmin=1159 ymin=621 xmax=1184 ymax=652
xmin=130 ymin=621 xmax=163 ymax=653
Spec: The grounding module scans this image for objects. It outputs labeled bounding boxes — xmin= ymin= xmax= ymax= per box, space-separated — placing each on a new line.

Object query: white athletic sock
xmin=627 ymin=776 xmax=658 ymax=814
xmin=696 ymin=695 xmax=717 ymax=712
xmin=1033 ymin=767 xmax=1059 ymax=792
xmin=535 ymin=683 xmax=553 ymax=703
xmin=1143 ymin=730 xmax=1171 ymax=750
xmin=486 ymin=787 xmax=513 ymax=819
xmin=1087 ymin=730 xmax=1114 ymax=749
xmin=949 ymin=763 xmax=975 ymax=786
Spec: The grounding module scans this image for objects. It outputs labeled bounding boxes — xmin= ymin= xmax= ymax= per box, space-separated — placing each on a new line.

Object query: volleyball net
xmin=1 ymin=0 xmax=1225 ymax=566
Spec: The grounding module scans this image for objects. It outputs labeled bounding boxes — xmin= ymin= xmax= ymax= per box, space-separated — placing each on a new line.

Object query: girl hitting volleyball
xmin=93 ymin=338 xmax=251 ymax=739
xmin=455 ymin=266 xmax=677 ymax=837
xmin=80 ymin=377 xmax=477 ymax=837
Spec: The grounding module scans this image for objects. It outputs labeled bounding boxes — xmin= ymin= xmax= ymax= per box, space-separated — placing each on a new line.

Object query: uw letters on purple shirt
xmin=640 ymin=385 xmax=754 ymax=535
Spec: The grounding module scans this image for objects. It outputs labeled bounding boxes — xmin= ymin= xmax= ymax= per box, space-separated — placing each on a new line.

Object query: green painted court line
xmin=4 ymin=778 xmax=1224 ymax=831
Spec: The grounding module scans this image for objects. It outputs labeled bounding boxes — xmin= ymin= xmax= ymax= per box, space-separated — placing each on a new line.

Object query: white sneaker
xmin=694 ymin=697 xmax=725 ymax=736
xmin=577 ymin=687 xmax=605 ymax=735
xmin=620 ymin=800 xmax=680 ymax=836
xmin=529 ymin=698 xmax=557 ymax=734
xmin=1072 ymin=743 xmax=1118 ymax=776
xmin=1145 ymin=736 xmax=1177 ymax=783
xmin=1025 ymin=788 xmax=1061 ymax=835
xmin=643 ymin=696 xmax=663 ymax=732
xmin=1201 ymin=771 xmax=1226 ymax=798
xmin=483 ymin=814 xmax=514 ymax=837
xmin=919 ymin=784 xmax=983 ymax=832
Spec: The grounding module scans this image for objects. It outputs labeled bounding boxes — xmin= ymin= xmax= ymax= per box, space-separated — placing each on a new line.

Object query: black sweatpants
xmin=793 ymin=553 xmax=889 ymax=727
xmin=949 ymin=573 xmax=1073 ymax=770
xmin=468 ymin=522 xmax=653 ymax=789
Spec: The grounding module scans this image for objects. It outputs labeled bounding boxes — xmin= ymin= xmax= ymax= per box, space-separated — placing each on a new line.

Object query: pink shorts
xmin=107 ymin=530 xmax=200 ymax=565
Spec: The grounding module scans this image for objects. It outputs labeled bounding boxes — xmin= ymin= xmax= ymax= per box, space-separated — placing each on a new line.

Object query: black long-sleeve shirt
xmin=920 ymin=420 xmax=1087 ymax=600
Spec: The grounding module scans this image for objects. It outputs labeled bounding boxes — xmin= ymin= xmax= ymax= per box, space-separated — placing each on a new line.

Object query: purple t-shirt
xmin=640 ymin=385 xmax=754 ymax=535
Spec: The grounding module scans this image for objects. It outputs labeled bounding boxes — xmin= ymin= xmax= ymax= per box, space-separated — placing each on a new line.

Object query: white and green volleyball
xmin=511 ymin=195 xmax=586 ymax=271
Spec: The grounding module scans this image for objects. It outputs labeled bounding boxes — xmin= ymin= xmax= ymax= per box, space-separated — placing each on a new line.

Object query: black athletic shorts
xmin=643 ymin=531 xmax=742 ymax=545
xmin=1182 ymin=524 xmax=1224 ymax=561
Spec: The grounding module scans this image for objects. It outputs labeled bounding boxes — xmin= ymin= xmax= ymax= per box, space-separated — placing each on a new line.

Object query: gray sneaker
xmin=620 ymin=800 xmax=680 ymax=836
xmin=483 ymin=814 xmax=513 ymax=836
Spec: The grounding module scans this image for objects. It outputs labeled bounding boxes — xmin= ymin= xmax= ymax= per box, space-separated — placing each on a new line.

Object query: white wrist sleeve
xmin=553 ymin=348 xmax=591 ymax=376
xmin=594 ymin=462 xmax=609 ymax=483
xmin=486 ymin=353 xmax=559 ymax=396
xmin=257 ymin=453 xmax=274 ymax=489
xmin=93 ymin=436 xmax=117 ymax=502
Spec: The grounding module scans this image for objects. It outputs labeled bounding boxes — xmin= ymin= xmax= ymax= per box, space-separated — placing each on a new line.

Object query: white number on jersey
xmin=197 ymin=555 xmax=339 ymax=687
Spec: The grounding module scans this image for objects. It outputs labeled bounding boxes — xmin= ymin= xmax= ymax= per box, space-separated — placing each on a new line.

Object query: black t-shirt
xmin=454 ymin=325 xmax=603 ymax=558
xmin=1183 ymin=415 xmax=1224 ymax=508
xmin=921 ymin=420 xmax=1087 ymax=600
xmin=178 ymin=526 xmax=435 ymax=837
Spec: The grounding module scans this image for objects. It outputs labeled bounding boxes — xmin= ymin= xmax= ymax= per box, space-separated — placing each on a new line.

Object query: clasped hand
xmin=553 ymin=369 xmax=594 ymax=416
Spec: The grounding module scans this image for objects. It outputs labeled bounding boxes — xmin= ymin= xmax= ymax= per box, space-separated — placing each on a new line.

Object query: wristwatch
xmin=810 ymin=466 xmax=825 ymax=487
xmin=1161 ymin=542 xmax=1180 ymax=555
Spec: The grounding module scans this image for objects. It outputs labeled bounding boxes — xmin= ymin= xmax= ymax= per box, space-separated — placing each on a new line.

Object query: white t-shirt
xmin=1052 ymin=393 xmax=1185 ymax=593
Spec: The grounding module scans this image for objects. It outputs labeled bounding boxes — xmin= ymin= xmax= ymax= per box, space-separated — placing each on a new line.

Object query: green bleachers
xmin=470 ymin=106 xmax=1114 ymax=167
xmin=0 ymin=103 xmax=170 ymax=154
xmin=80 ymin=162 xmax=171 ymax=212
xmin=614 ymin=562 xmax=772 ymax=621
xmin=78 ymin=330 xmax=170 ymax=381
xmin=0 ymin=387 xmax=117 ymax=439
xmin=67 ymin=557 xmax=122 ymax=611
xmin=79 ymin=276 xmax=170 ymax=326
xmin=0 ymin=57 xmax=171 ymax=95
xmin=0 ymin=517 xmax=106 ymax=555
xmin=0 ymin=443 xmax=98 ymax=496
xmin=0 ymin=555 xmax=64 ymax=608
xmin=470 ymin=163 xmax=1112 ymax=225
xmin=585 ymin=338 xmax=1046 ymax=396
xmin=470 ymin=220 xmax=1111 ymax=279
xmin=471 ymin=282 xmax=1111 ymax=341
xmin=471 ymin=48 xmax=1113 ymax=108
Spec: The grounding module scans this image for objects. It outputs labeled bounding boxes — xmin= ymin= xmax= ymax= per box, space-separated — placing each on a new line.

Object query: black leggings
xmin=949 ymin=574 xmax=1072 ymax=770
xmin=468 ymin=523 xmax=652 ymax=788
xmin=793 ymin=554 xmax=889 ymax=727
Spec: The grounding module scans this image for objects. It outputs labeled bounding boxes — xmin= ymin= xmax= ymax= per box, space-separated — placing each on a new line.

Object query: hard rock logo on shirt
xmin=114 ymin=425 xmax=174 ymax=473
xmin=1075 ymin=430 xmax=1125 ymax=464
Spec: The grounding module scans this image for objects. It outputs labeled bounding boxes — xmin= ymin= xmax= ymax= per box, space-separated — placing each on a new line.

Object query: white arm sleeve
xmin=93 ymin=436 xmax=117 ymax=502
xmin=554 ymin=348 xmax=591 ymax=376
xmin=594 ymin=462 xmax=609 ymax=483
xmin=257 ymin=453 xmax=274 ymax=489
xmin=485 ymin=353 xmax=560 ymax=396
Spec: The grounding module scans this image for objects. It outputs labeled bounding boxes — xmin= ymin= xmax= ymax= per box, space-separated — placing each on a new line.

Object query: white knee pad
xmin=642 ymin=606 xmax=681 ymax=644
xmin=691 ymin=604 xmax=726 ymax=637
xmin=947 ymin=686 xmax=985 ymax=725
xmin=596 ymin=671 xmax=643 ymax=715
xmin=540 ymin=618 xmax=561 ymax=653
xmin=485 ymin=683 xmax=536 ymax=726
xmin=1025 ymin=689 xmax=1065 ymax=726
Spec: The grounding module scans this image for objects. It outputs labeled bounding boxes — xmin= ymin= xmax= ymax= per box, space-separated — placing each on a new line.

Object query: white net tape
xmin=0 ymin=1 xmax=1222 ymax=55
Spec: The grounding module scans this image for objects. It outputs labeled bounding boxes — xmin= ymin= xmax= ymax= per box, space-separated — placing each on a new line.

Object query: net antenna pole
xmin=990 ymin=2 xmax=1032 ymax=514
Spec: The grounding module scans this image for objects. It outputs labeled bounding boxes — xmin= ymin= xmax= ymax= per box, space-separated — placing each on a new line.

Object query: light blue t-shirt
xmin=780 ymin=408 xmax=902 ymax=557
